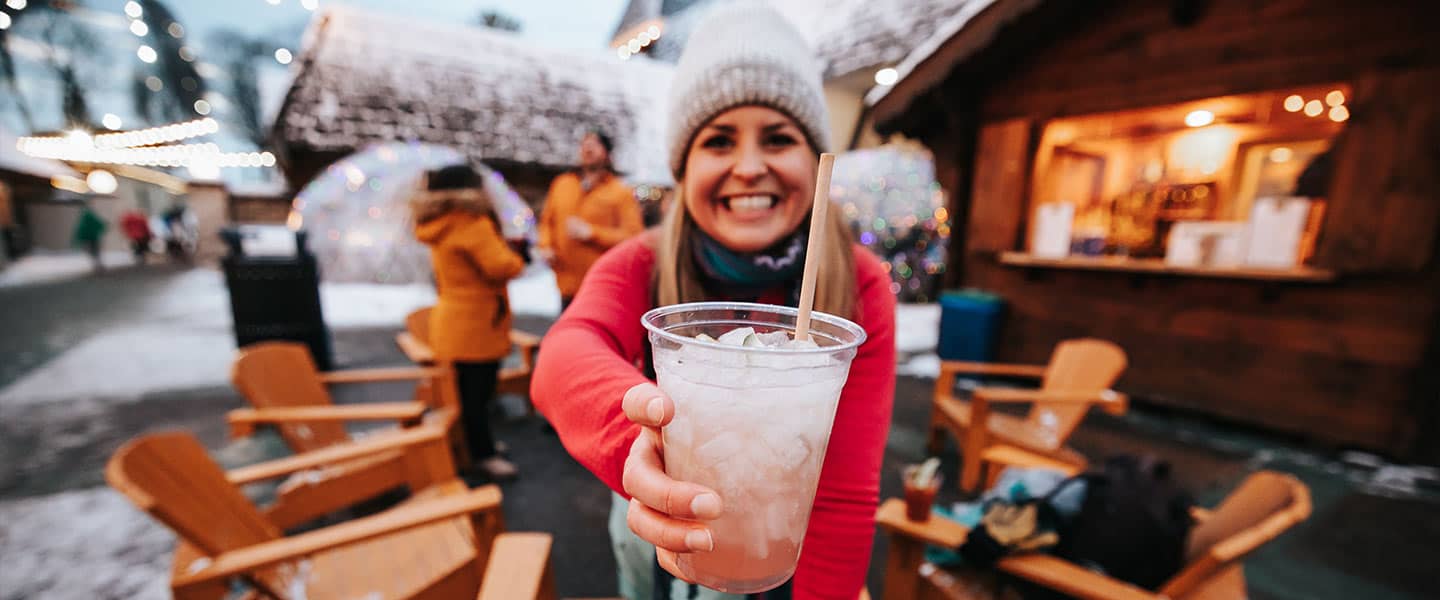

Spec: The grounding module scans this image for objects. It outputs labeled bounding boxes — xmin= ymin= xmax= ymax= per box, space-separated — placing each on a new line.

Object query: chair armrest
xmin=226 ymin=425 xmax=445 ymax=485
xmin=973 ymin=388 xmax=1128 ymax=415
xmin=226 ymin=403 xmax=426 ymax=437
xmin=940 ymin=360 xmax=1047 ymax=379
xmin=319 ymin=366 xmax=444 ymax=384
xmin=875 ymin=498 xmax=969 ymax=549
xmin=173 ymin=485 xmax=503 ymax=589
xmin=509 ymin=329 xmax=542 ymax=348
xmin=395 ymin=332 xmax=436 ymax=365
xmin=477 ymin=532 xmax=554 ymax=600
xmin=998 ymin=554 xmax=1161 ymax=600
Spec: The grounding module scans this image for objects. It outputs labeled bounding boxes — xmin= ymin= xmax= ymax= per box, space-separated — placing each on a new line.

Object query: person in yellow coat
xmin=537 ymin=130 xmax=644 ymax=309
xmin=413 ymin=164 xmax=526 ymax=480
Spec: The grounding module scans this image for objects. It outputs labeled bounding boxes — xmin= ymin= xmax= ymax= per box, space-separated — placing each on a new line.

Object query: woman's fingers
xmin=622 ymin=383 xmax=673 ymax=428
xmin=627 ymin=498 xmax=714 ymax=554
xmin=623 ymin=434 xmax=723 ymax=520
xmin=656 ymin=548 xmax=691 ymax=582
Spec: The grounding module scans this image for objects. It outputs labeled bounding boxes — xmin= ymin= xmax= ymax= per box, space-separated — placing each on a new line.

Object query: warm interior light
xmin=1184 ymin=110 xmax=1214 ymax=127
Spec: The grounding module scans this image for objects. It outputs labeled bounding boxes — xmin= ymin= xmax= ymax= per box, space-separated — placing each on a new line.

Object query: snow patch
xmin=0 ymin=486 xmax=172 ymax=600
xmin=895 ymin=303 xmax=940 ymax=354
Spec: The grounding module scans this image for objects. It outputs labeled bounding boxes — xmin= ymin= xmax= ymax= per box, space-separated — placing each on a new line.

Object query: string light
xmin=1325 ymin=90 xmax=1345 ymax=106
xmin=193 ymin=99 xmax=212 ymax=115
xmin=129 ymin=19 xmax=148 ymax=36
xmin=167 ymin=22 xmax=184 ymax=38
xmin=616 ymin=21 xmax=662 ymax=61
xmin=145 ymin=76 xmax=163 ymax=91
xmin=137 ymin=45 xmax=157 ymax=63
xmin=6 ymin=0 xmax=27 ymax=10
xmin=86 ymin=169 xmax=119 ymax=194
xmin=0 ymin=13 xmax=9 ymax=30
xmin=874 ymin=68 xmax=899 ymax=86
xmin=302 ymin=0 xmax=319 ymax=10
xmin=1283 ymin=95 xmax=1304 ymax=112
xmin=1184 ymin=109 xmax=1214 ymax=127
xmin=274 ymin=48 xmax=292 ymax=65
xmin=123 ymin=1 xmax=141 ymax=18
xmin=1303 ymin=99 xmax=1323 ymax=117
xmin=1329 ymin=105 xmax=1349 ymax=123
xmin=178 ymin=46 xmax=196 ymax=61
xmin=102 ymin=114 xmax=123 ymax=130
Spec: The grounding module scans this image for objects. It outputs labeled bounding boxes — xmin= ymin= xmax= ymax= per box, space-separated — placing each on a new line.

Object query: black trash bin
xmin=221 ymin=226 xmax=333 ymax=370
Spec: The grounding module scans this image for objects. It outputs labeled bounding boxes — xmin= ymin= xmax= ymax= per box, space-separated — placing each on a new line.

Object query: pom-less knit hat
xmin=666 ymin=0 xmax=831 ymax=178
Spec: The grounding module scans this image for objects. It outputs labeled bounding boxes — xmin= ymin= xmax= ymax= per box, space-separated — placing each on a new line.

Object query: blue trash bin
xmin=937 ymin=289 xmax=1003 ymax=361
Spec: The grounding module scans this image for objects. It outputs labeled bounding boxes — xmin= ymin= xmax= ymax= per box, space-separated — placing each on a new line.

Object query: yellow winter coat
xmin=537 ymin=172 xmax=642 ymax=297
xmin=415 ymin=211 xmax=524 ymax=362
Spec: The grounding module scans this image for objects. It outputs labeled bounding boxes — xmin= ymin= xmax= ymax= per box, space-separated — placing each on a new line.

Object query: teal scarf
xmin=692 ymin=228 xmax=806 ymax=302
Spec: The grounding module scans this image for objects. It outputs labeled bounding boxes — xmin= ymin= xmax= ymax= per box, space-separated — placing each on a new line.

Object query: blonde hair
xmin=653 ymin=187 xmax=857 ymax=320
xmin=409 ymin=187 xmax=495 ymax=224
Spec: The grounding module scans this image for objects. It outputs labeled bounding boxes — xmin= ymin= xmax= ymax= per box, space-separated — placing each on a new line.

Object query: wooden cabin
xmin=868 ymin=0 xmax=1440 ymax=461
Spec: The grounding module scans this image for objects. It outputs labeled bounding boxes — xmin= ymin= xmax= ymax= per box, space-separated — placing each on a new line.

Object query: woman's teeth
xmin=726 ymin=195 xmax=775 ymax=213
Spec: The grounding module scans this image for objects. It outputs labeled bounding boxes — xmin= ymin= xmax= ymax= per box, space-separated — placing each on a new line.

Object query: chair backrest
xmin=1029 ymin=338 xmax=1127 ymax=442
xmin=106 ymin=432 xmax=292 ymax=598
xmin=406 ymin=307 xmax=433 ymax=345
xmin=1162 ymin=471 xmax=1311 ymax=597
xmin=231 ymin=341 xmax=349 ymax=451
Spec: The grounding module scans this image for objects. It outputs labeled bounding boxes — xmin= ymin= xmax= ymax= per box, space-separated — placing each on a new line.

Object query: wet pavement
xmin=1 ymin=264 xmax=1437 ymax=599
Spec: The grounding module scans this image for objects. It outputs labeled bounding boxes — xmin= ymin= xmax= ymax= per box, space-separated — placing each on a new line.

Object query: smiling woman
xmin=531 ymin=1 xmax=896 ymax=598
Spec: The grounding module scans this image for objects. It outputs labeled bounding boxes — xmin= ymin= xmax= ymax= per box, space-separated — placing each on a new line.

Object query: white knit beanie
xmin=666 ymin=0 xmax=832 ymax=178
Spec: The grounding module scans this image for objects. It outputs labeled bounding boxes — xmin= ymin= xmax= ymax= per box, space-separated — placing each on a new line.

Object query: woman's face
xmin=682 ymin=105 xmax=815 ymax=253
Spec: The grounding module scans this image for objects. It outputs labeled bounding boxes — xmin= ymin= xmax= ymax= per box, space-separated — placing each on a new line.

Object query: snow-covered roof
xmin=275 ymin=5 xmax=675 ymax=186
xmin=864 ymin=0 xmax=1000 ymax=108
xmin=638 ymin=0 xmax=974 ymax=79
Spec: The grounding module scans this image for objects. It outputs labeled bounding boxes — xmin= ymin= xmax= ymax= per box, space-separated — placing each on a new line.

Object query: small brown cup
xmin=902 ymin=465 xmax=942 ymax=522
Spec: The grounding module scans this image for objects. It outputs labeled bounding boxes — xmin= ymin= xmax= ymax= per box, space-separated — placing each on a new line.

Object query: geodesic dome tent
xmin=291 ymin=141 xmax=536 ymax=284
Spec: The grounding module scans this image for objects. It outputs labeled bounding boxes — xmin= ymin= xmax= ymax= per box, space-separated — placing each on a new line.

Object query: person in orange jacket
xmin=536 ymin=130 xmax=644 ymax=309
xmin=412 ymin=164 xmax=527 ymax=480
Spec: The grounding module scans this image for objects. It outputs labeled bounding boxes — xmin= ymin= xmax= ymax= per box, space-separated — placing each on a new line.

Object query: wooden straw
xmin=794 ymin=152 xmax=835 ymax=342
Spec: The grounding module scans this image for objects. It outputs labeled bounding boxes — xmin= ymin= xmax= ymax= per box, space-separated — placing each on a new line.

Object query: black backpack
xmin=1050 ymin=455 xmax=1195 ymax=591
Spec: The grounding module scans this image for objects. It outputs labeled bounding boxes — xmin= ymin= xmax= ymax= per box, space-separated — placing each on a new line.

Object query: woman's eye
xmin=764 ymin=133 xmax=798 ymax=147
xmin=701 ymin=135 xmax=734 ymax=149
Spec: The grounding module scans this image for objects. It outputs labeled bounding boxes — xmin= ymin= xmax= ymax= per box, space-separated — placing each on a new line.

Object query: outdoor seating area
xmin=2 ymin=0 xmax=1438 ymax=598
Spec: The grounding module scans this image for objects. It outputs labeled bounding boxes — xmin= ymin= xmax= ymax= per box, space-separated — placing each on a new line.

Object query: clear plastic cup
xmin=642 ymin=302 xmax=866 ymax=593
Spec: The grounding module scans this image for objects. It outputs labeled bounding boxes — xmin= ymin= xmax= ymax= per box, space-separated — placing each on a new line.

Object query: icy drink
xmin=642 ymin=302 xmax=866 ymax=593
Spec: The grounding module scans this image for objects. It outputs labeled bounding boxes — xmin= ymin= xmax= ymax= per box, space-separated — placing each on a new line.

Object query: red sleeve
xmin=530 ymin=237 xmax=655 ymax=494
xmin=793 ymin=246 xmax=897 ymax=599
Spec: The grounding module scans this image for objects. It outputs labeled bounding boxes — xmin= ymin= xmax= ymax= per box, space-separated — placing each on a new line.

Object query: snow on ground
xmin=0 ymin=261 xmax=563 ymax=405
xmin=0 ymin=486 xmax=172 ymax=600
xmin=0 ymin=251 xmax=136 ymax=288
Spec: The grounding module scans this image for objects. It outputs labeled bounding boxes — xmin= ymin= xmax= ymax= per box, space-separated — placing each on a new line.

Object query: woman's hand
xmin=565 ymin=216 xmax=594 ymax=241
xmin=621 ymin=383 xmax=724 ymax=580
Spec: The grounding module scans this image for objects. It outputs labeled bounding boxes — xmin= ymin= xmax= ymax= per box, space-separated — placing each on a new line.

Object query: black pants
xmin=454 ymin=360 xmax=500 ymax=461
xmin=561 ymin=295 xmax=575 ymax=312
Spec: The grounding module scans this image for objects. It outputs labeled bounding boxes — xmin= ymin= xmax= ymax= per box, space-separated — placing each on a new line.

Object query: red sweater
xmin=532 ymin=235 xmax=896 ymax=598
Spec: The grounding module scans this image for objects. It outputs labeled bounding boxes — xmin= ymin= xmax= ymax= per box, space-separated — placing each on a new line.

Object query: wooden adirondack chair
xmin=876 ymin=470 xmax=1311 ymax=600
xmin=227 ymin=341 xmax=458 ymax=529
xmin=395 ymin=306 xmax=542 ymax=407
xmin=929 ymin=338 xmax=1129 ymax=492
xmin=106 ymin=426 xmax=557 ymax=600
